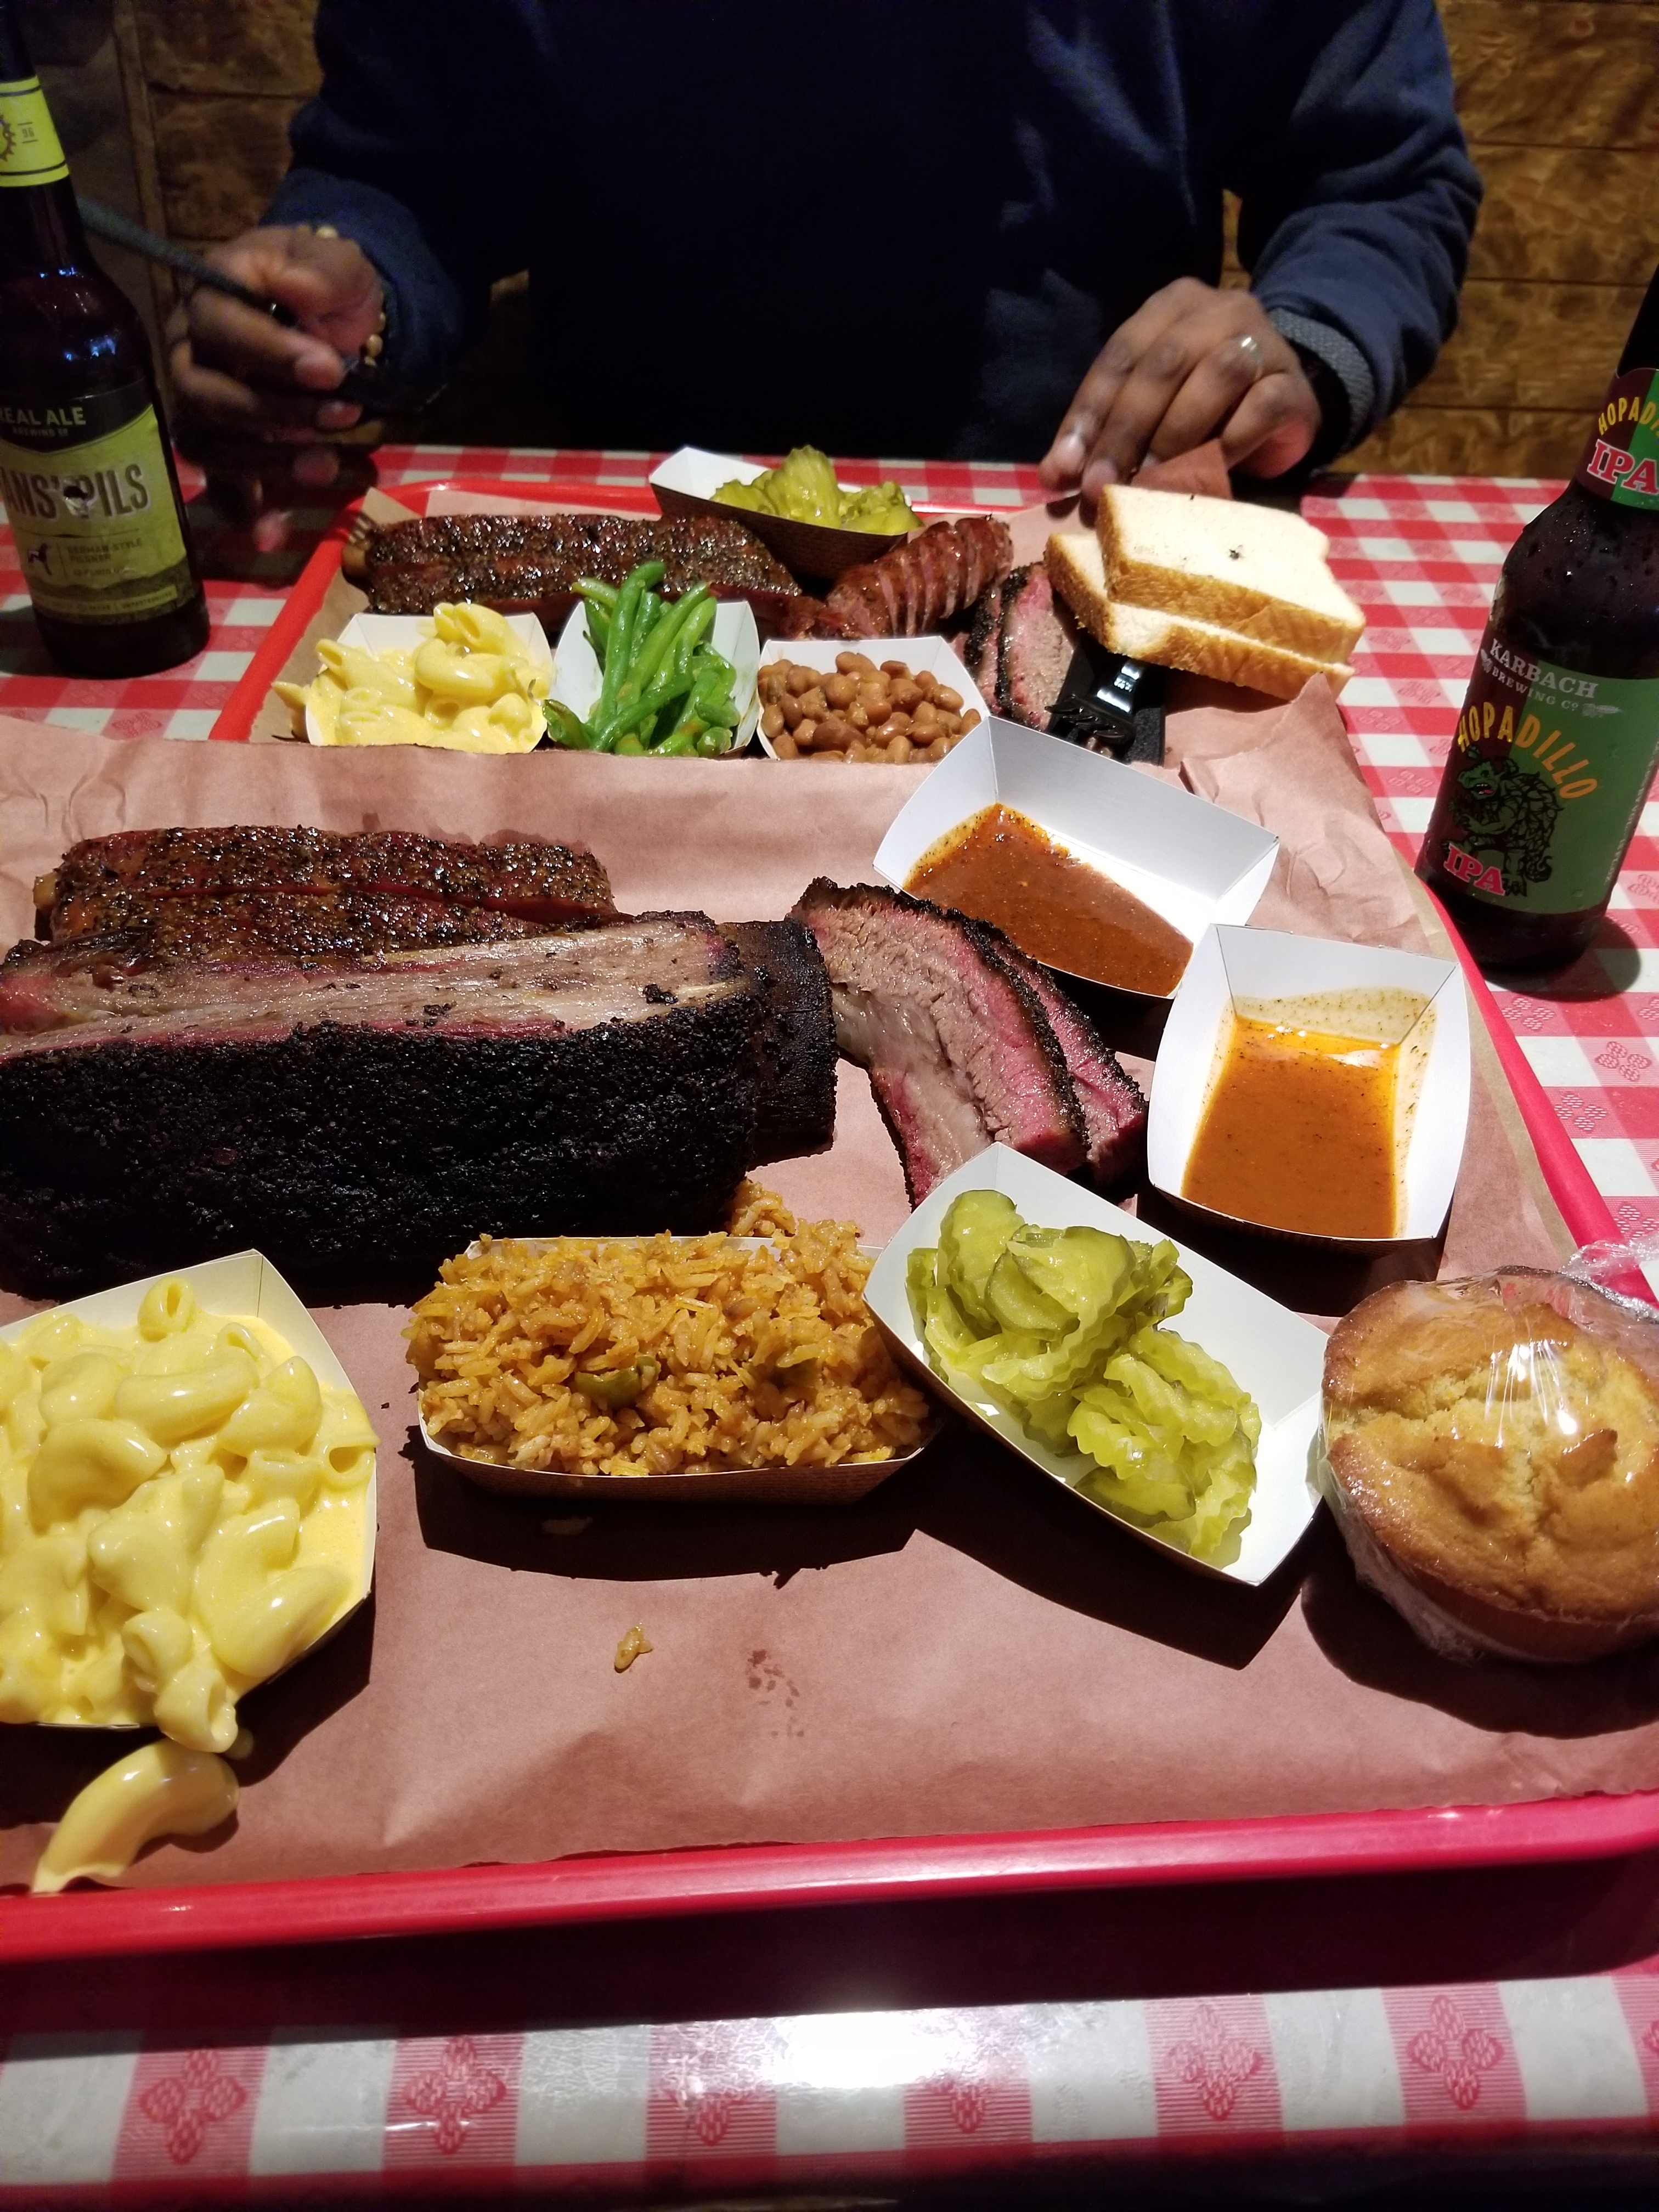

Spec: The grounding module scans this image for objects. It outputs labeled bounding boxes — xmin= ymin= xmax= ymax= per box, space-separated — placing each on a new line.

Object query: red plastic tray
xmin=210 ymin=476 xmax=661 ymax=745
xmin=8 ymin=479 xmax=1647 ymax=1965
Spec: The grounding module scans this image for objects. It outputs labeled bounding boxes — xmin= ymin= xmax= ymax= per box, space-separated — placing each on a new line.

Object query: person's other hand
xmin=167 ymin=226 xmax=385 ymax=548
xmin=1039 ymin=279 xmax=1321 ymax=500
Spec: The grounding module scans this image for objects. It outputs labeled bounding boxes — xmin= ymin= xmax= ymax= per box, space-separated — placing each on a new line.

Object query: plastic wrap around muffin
xmin=1320 ymin=1271 xmax=1659 ymax=1663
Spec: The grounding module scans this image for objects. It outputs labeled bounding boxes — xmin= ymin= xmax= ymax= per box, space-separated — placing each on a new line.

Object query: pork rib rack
xmin=791 ymin=879 xmax=1145 ymax=1203
xmin=36 ymin=826 xmax=617 ymax=942
xmin=352 ymin=512 xmax=808 ymax=637
xmin=14 ymin=826 xmax=619 ymax=989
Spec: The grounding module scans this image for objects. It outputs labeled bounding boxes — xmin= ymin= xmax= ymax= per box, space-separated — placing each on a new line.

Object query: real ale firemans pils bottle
xmin=0 ymin=1 xmax=207 ymax=675
xmin=1418 ymin=263 xmax=1659 ymax=973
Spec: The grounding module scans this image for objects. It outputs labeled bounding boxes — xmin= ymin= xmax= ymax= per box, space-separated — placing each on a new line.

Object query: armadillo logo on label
xmin=1427 ymin=628 xmax=1659 ymax=914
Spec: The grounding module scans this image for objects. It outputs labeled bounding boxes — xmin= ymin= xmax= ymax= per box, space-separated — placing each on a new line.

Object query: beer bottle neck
xmin=1618 ymin=263 xmax=1659 ymax=376
xmin=0 ymin=174 xmax=89 ymax=279
xmin=0 ymin=0 xmax=90 ymax=276
xmin=0 ymin=0 xmax=30 ymax=78
xmin=1575 ymin=262 xmax=1659 ymax=511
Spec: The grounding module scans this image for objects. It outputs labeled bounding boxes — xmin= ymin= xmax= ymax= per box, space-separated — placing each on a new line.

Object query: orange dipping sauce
xmin=905 ymin=804 xmax=1190 ymax=995
xmin=1183 ymin=1014 xmax=1400 ymax=1238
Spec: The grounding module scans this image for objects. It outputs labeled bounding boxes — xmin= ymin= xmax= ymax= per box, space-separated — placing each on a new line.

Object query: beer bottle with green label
xmin=1418 ymin=263 xmax=1659 ymax=972
xmin=0 ymin=1 xmax=207 ymax=675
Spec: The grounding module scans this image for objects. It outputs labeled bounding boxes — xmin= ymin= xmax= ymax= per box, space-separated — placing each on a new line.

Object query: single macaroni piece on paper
xmin=0 ymin=1280 xmax=374 ymax=1753
xmin=273 ymin=600 xmax=549 ymax=753
xmin=31 ymin=1740 xmax=239 ymax=1894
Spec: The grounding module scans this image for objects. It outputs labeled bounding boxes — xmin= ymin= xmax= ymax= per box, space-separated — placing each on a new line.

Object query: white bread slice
xmin=1096 ymin=483 xmax=1364 ymax=665
xmin=1046 ymin=531 xmax=1352 ymax=701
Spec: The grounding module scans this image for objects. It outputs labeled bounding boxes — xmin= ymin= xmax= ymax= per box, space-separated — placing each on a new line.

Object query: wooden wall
xmin=110 ymin=0 xmax=319 ymax=292
xmin=1348 ymin=0 xmax=1659 ymax=476
xmin=110 ymin=0 xmax=1659 ymax=476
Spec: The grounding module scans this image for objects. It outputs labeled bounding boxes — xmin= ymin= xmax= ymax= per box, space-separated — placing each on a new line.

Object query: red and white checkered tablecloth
xmin=1 ymin=1971 xmax=1656 ymax=2196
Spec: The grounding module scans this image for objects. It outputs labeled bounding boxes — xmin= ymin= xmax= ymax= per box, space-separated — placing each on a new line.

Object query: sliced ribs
xmin=791 ymin=879 xmax=1085 ymax=1203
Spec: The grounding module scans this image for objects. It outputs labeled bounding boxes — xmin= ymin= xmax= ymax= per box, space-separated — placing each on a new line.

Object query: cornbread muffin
xmin=1322 ymin=1274 xmax=1659 ymax=1662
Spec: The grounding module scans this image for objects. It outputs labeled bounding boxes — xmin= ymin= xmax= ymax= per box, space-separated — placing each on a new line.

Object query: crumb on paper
xmin=541 ymin=1515 xmax=592 ymax=1537
xmin=614 ymin=1625 xmax=652 ymax=1672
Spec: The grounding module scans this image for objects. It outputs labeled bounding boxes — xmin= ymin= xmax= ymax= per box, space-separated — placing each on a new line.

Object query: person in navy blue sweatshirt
xmin=167 ymin=1 xmax=1479 ymax=529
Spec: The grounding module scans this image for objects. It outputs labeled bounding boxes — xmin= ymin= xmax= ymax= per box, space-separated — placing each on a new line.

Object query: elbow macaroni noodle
xmin=274 ymin=601 xmax=549 ymax=753
xmin=0 ymin=1280 xmax=375 ymax=1753
xmin=31 ymin=1741 xmax=239 ymax=1895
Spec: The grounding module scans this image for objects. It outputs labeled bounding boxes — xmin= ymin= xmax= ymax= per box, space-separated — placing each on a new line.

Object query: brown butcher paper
xmin=1 ymin=687 xmax=1655 ymax=1897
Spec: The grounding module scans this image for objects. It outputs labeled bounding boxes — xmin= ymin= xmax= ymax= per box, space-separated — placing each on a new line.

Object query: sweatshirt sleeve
xmin=262 ymin=0 xmax=532 ymax=408
xmin=1233 ymin=0 xmax=1482 ymax=448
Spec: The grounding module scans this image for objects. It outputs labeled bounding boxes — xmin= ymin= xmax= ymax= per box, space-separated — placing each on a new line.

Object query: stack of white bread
xmin=1046 ymin=484 xmax=1365 ymax=701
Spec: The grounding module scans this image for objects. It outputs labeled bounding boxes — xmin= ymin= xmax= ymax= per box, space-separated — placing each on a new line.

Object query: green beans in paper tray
xmin=544 ymin=562 xmax=760 ymax=758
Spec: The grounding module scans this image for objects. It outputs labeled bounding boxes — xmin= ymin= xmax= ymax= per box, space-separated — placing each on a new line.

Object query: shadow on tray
xmin=1136 ymin=1183 xmax=1444 ymax=1315
xmin=0 ymin=1596 xmax=376 ymax=1835
xmin=1301 ymin=1517 xmax=1659 ymax=1736
xmin=410 ymin=1418 xmax=1300 ymax=1671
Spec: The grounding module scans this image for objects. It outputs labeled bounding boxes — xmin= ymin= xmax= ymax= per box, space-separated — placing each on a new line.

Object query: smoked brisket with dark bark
xmin=720 ymin=921 xmax=838 ymax=1167
xmin=0 ymin=915 xmax=838 ymax=1294
xmin=791 ymin=879 xmax=1086 ymax=1203
xmin=997 ymin=564 xmax=1077 ymax=730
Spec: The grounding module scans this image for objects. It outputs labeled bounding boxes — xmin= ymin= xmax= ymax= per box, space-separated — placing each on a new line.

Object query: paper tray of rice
xmin=409 ymin=1217 xmax=940 ymax=1504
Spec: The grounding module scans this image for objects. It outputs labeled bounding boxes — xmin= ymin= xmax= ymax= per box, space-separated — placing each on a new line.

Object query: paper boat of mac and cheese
xmin=300 ymin=610 xmax=554 ymax=748
xmin=0 ymin=1250 xmax=377 ymax=1727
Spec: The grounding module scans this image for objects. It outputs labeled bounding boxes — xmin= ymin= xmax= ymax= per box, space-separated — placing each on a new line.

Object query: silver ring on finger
xmin=1234 ymin=331 xmax=1265 ymax=385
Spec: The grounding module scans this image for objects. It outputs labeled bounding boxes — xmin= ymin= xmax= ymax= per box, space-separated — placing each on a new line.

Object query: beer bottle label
xmin=0 ymin=383 xmax=196 ymax=625
xmin=0 ymin=76 xmax=70 ymax=187
xmin=1573 ymin=363 xmax=1659 ymax=511
xmin=1427 ymin=626 xmax=1659 ymax=914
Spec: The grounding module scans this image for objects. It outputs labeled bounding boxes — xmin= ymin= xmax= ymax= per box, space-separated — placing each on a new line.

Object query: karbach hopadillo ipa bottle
xmin=0 ymin=1 xmax=207 ymax=675
xmin=1417 ymin=263 xmax=1659 ymax=972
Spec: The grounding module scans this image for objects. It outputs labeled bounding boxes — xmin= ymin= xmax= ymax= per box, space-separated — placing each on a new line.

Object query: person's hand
xmin=1039 ymin=279 xmax=1322 ymax=500
xmin=167 ymin=226 xmax=385 ymax=548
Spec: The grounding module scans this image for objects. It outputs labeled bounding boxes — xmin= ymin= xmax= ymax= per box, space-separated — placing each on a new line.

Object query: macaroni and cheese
xmin=0 ymin=1279 xmax=376 ymax=1752
xmin=274 ymin=601 xmax=549 ymax=753
xmin=31 ymin=1741 xmax=240 ymax=1894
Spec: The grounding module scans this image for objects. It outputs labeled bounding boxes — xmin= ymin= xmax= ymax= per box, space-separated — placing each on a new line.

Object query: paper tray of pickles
xmin=1 ymin=687 xmax=1658 ymax=1962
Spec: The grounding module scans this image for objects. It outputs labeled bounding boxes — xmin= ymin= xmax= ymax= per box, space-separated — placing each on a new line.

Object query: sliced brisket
xmin=995 ymin=565 xmax=1077 ymax=732
xmin=994 ymin=947 xmax=1147 ymax=1186
xmin=964 ymin=577 xmax=1007 ymax=706
xmin=790 ymin=879 xmax=1085 ymax=1203
xmin=720 ymin=920 xmax=837 ymax=1166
